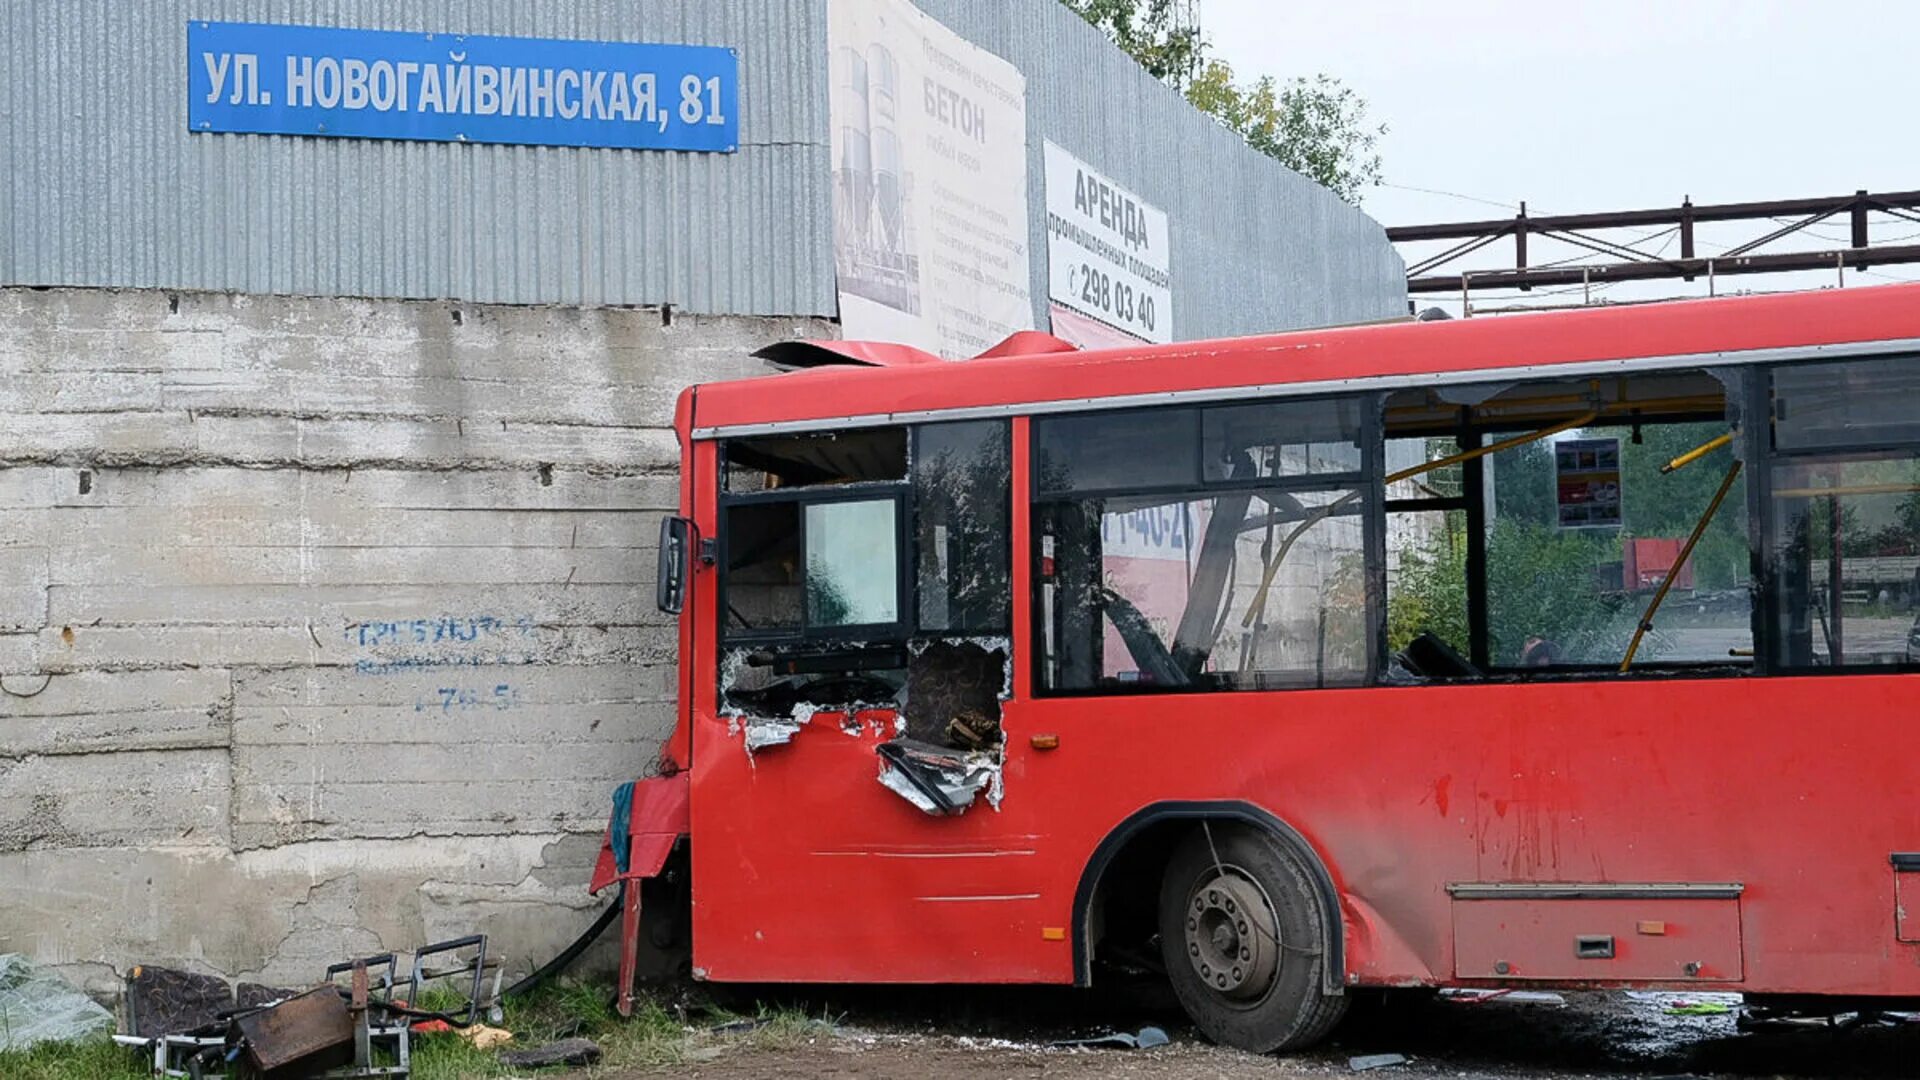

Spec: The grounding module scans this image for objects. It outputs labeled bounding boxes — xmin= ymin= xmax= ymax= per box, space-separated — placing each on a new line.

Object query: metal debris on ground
xmin=1664 ymin=1001 xmax=1733 ymax=1016
xmin=234 ymin=987 xmax=356 ymax=1076
xmin=1438 ymin=988 xmax=1566 ymax=1006
xmin=498 ymin=1037 xmax=603 ymax=1068
xmin=0 ymin=954 xmax=116 ymax=1051
xmin=1349 ymin=1052 xmax=1411 ymax=1070
xmin=1048 ymin=1025 xmax=1169 ymax=1050
xmin=113 ymin=933 xmax=493 ymax=1078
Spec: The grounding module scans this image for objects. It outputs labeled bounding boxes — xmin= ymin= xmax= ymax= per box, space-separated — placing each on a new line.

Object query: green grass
xmin=2 ymin=981 xmax=827 ymax=1080
xmin=0 ymin=1036 xmax=147 ymax=1080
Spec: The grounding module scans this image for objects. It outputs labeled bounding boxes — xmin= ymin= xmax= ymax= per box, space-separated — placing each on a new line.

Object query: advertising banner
xmin=1044 ymin=140 xmax=1171 ymax=345
xmin=829 ymin=0 xmax=1033 ymax=357
xmin=1554 ymin=437 xmax=1624 ymax=528
xmin=187 ymin=21 xmax=739 ymax=152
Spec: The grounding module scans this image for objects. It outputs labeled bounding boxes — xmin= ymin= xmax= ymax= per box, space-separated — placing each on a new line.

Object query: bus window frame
xmin=717 ymin=476 xmax=911 ymax=647
xmin=1028 ymin=394 xmax=1386 ymax=698
xmin=1754 ymin=354 xmax=1920 ymax=676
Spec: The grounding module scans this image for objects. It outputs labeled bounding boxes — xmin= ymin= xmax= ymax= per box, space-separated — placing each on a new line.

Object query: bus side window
xmin=913 ymin=421 xmax=1011 ymax=634
xmin=1767 ymin=357 xmax=1920 ymax=668
xmin=1033 ymin=397 xmax=1376 ymax=694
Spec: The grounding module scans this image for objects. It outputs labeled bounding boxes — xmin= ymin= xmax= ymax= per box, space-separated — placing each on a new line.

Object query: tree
xmin=1059 ymin=0 xmax=1205 ymax=85
xmin=1063 ymin=0 xmax=1385 ymax=203
xmin=1184 ymin=66 xmax=1383 ymax=203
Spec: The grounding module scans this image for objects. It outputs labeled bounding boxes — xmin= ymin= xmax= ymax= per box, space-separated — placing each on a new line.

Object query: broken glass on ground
xmin=0 ymin=954 xmax=115 ymax=1050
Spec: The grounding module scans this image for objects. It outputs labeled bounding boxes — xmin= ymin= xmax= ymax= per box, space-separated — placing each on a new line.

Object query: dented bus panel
xmin=650 ymin=285 xmax=1920 ymax=1035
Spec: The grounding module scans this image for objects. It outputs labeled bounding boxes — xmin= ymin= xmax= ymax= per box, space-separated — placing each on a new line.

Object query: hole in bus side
xmin=714 ymin=421 xmax=1013 ymax=815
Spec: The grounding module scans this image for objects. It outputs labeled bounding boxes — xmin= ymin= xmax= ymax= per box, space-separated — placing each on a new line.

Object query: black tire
xmin=1157 ymin=823 xmax=1348 ymax=1053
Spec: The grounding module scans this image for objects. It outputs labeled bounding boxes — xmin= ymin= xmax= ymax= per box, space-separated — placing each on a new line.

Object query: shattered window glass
xmin=805 ymin=499 xmax=900 ymax=626
xmin=1034 ymin=395 xmax=1375 ymax=694
xmin=914 ymin=420 xmax=1011 ymax=632
xmin=1038 ymin=489 xmax=1368 ymax=692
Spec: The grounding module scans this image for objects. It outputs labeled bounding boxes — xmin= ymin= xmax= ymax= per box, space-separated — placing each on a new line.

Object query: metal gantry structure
xmin=1388 ymin=189 xmax=1920 ymax=302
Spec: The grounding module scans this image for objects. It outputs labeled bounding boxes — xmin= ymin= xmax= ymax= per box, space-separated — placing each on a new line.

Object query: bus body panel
xmin=690 ymin=674 xmax=1920 ymax=993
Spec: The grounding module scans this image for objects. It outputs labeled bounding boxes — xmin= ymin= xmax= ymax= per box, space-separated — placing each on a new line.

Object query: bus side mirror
xmin=657 ymin=516 xmax=694 ymax=615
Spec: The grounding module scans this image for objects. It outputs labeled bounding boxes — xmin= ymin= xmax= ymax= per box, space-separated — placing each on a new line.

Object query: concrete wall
xmin=0 ymin=286 xmax=825 ymax=994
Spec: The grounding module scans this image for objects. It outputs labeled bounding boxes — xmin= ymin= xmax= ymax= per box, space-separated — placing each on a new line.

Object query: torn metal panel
xmin=743 ymin=706 xmax=812 ymax=753
xmin=717 ymin=632 xmax=1012 ymax=813
xmin=874 ymin=739 xmax=999 ymax=816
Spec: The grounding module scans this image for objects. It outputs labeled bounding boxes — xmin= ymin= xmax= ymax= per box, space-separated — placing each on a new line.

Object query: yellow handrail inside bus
xmin=1620 ymin=459 xmax=1744 ymax=672
xmin=1660 ymin=431 xmax=1733 ymax=474
xmin=1237 ymin=408 xmax=1599 ymax=632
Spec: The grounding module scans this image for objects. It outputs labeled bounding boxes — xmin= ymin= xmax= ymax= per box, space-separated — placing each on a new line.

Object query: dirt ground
xmin=582 ymin=986 xmax=1920 ymax=1080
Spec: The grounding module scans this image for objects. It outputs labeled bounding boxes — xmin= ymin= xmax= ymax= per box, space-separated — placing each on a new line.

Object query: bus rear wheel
xmin=1158 ymin=824 xmax=1347 ymax=1053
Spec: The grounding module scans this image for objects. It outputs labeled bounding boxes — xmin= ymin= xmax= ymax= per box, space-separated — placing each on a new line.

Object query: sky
xmin=1203 ymin=0 xmax=1920 ymax=313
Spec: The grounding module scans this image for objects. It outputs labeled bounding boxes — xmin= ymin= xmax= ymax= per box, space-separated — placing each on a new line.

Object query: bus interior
xmin=713 ymin=352 xmax=1920 ymax=758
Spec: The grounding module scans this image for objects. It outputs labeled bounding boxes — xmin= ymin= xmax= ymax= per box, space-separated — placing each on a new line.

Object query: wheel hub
xmin=1183 ymin=871 xmax=1280 ymax=1000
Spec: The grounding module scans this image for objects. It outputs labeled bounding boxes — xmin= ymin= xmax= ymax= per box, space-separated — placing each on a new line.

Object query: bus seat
xmin=1400 ymin=631 xmax=1481 ymax=679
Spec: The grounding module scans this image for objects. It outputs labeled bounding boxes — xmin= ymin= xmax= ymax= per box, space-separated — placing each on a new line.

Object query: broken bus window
xmin=1034 ymin=396 xmax=1377 ymax=693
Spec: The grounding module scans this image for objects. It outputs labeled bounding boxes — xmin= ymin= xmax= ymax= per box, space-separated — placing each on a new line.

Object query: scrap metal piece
xmin=232 ymin=989 xmax=353 ymax=1076
xmin=1049 ymin=1025 xmax=1169 ymax=1050
xmin=499 ymin=1037 xmax=602 ymax=1068
xmin=408 ymin=936 xmax=488 ymax=1027
xmin=350 ymin=961 xmax=369 ymax=1072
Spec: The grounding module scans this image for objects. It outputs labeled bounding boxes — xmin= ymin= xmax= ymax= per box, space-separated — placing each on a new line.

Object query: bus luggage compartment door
xmin=1449 ymin=883 xmax=1744 ymax=982
xmin=1896 ymin=854 xmax=1920 ymax=943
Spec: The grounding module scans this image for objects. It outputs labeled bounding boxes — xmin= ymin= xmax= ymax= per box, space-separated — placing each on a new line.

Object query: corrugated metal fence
xmin=1 ymin=0 xmax=832 ymax=315
xmin=0 ymin=0 xmax=1403 ymax=331
xmin=918 ymin=0 xmax=1405 ymax=336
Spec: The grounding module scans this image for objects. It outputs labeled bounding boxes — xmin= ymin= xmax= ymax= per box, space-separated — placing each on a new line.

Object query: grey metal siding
xmin=915 ymin=0 xmax=1405 ymax=337
xmin=1 ymin=0 xmax=1403 ymax=328
xmin=1 ymin=0 xmax=836 ymax=315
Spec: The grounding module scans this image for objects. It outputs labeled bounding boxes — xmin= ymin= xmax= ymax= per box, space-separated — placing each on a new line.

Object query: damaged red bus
xmin=614 ymin=283 xmax=1920 ymax=1052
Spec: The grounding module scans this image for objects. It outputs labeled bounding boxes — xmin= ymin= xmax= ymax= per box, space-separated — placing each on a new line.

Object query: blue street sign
xmin=187 ymin=21 xmax=738 ymax=152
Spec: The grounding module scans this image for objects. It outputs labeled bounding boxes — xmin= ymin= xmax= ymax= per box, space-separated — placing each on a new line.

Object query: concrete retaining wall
xmin=0 ymin=286 xmax=825 ymax=994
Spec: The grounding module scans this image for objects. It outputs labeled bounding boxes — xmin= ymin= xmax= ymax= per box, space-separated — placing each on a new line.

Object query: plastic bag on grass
xmin=0 ymin=954 xmax=115 ymax=1050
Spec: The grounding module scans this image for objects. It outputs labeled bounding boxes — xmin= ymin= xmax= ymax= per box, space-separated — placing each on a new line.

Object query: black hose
xmin=499 ymin=884 xmax=624 ymax=1000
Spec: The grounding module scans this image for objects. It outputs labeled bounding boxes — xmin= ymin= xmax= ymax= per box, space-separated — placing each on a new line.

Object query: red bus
xmin=612 ymin=283 xmax=1920 ymax=1052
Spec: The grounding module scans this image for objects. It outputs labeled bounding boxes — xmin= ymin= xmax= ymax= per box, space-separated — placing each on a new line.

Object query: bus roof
xmin=690 ymin=282 xmax=1920 ymax=438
